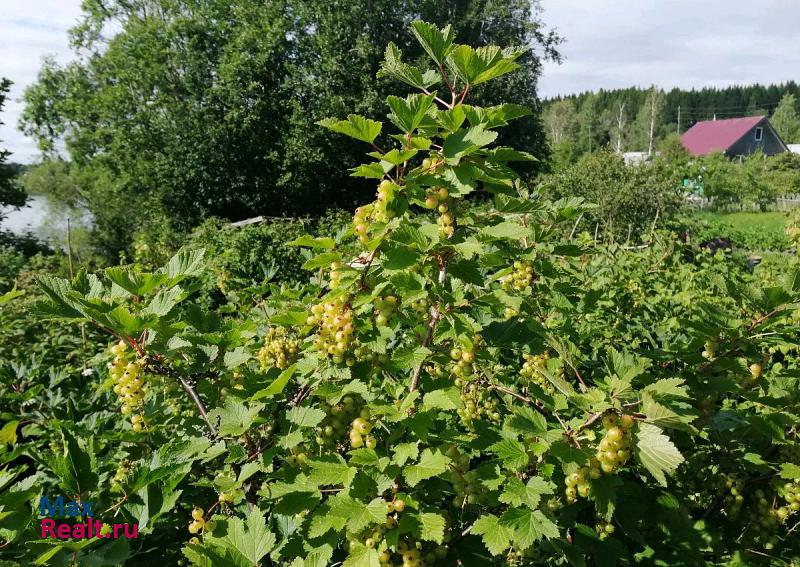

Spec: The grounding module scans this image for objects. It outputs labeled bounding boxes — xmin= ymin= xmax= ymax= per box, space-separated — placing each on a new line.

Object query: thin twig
xmin=409 ymin=253 xmax=451 ymax=392
xmin=179 ymin=377 xmax=217 ymax=437
xmin=569 ymin=213 xmax=584 ymax=240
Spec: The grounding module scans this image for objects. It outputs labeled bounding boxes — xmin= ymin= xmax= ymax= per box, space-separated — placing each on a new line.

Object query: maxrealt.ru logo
xmin=39 ymin=496 xmax=138 ymax=540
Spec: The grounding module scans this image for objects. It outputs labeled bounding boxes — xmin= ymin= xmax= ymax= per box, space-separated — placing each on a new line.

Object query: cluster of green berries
xmin=353 ymin=180 xmax=396 ymax=243
xmin=595 ymin=520 xmax=616 ymax=540
xmin=425 ymin=361 xmax=445 ymax=379
xmin=594 ymin=413 xmax=635 ymax=474
xmin=188 ymin=507 xmax=205 ymax=535
xmin=314 ymin=397 xmax=375 ymax=450
xmin=457 ymin=382 xmax=500 ymax=428
xmin=351 ymin=497 xmax=405 ymax=552
xmin=257 ymin=326 xmax=300 ymax=370
xmin=374 ymin=295 xmax=397 ymax=327
xmin=720 ymin=473 xmax=745 ymax=515
xmin=781 ymin=480 xmax=800 ymax=514
xmin=349 ymin=411 xmax=377 ymax=450
xmin=449 ymin=339 xmax=479 ymax=380
xmin=109 ymin=341 xmax=147 ymax=431
xmin=501 ymin=260 xmax=534 ymax=291
xmin=447 ymin=446 xmax=484 ymax=506
xmin=410 ymin=297 xmax=428 ymax=315
xmin=111 ymin=460 xmax=128 ymax=488
xmin=505 ymin=547 xmax=537 ymax=565
xmin=749 ymin=487 xmax=790 ymax=549
xmin=421 ymin=185 xmax=454 ymax=238
xmin=286 ymin=444 xmax=310 ymax=468
xmin=520 ymin=352 xmax=555 ymax=394
xmin=702 ymin=340 xmax=717 ymax=360
xmin=740 ymin=361 xmax=763 ymax=387
xmin=383 ymin=538 xmax=446 ymax=567
xmin=329 ymin=261 xmax=346 ymax=288
xmin=564 ymin=464 xmax=601 ymax=502
xmin=309 ymin=298 xmax=356 ymax=363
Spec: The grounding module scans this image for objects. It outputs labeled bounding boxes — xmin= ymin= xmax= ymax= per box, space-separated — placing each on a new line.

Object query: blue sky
xmin=1 ymin=0 xmax=798 ymax=162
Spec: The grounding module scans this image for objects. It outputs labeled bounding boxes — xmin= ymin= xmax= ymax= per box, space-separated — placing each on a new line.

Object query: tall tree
xmin=576 ymin=93 xmax=601 ymax=154
xmin=632 ymin=86 xmax=665 ymax=156
xmin=21 ymin=0 xmax=561 ymax=257
xmin=542 ymin=99 xmax=577 ymax=144
xmin=0 ymin=78 xmax=26 ymax=221
xmin=772 ymin=93 xmax=800 ymax=143
xmin=612 ymin=100 xmax=628 ymax=153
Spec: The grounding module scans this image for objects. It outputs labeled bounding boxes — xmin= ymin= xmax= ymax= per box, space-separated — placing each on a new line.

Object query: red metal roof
xmin=680 ymin=116 xmax=765 ymax=156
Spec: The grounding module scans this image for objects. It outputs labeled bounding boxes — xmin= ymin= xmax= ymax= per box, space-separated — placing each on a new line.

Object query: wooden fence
xmin=687 ymin=195 xmax=800 ymax=211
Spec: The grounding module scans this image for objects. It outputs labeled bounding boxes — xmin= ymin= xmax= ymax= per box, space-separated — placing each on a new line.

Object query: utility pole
xmin=677 ymin=105 xmax=681 ymax=134
xmin=616 ymin=102 xmax=626 ymax=153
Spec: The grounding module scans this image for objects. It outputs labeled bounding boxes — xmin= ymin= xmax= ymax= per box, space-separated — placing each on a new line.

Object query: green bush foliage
xmin=540 ymin=152 xmax=684 ymax=241
xmin=1 ymin=22 xmax=800 ymax=567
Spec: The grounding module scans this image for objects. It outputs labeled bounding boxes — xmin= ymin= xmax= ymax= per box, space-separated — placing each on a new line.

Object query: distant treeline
xmin=549 ymin=81 xmax=800 ymax=127
xmin=541 ymin=82 xmax=800 ymax=164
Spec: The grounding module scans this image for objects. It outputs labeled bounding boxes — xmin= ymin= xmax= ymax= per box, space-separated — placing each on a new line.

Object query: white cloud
xmin=539 ymin=0 xmax=800 ymax=98
xmin=0 ymin=0 xmax=82 ymax=163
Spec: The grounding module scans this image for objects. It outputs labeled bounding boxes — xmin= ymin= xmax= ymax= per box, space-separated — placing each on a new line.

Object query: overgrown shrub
xmin=540 ymin=152 xmax=684 ymax=241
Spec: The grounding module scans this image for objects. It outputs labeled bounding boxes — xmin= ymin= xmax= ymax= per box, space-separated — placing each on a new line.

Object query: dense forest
xmin=543 ymin=82 xmax=800 ymax=162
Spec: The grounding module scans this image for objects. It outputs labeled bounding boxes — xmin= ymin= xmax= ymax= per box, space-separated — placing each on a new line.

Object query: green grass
xmin=688 ymin=210 xmax=790 ymax=252
xmin=694 ymin=211 xmax=787 ymax=232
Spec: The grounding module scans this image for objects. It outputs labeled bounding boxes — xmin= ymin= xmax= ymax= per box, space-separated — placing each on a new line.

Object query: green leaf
xmin=635 ymin=423 xmax=685 ymax=486
xmin=403 ymin=449 xmax=451 ymax=487
xmin=410 ymin=21 xmax=455 ymax=66
xmin=589 ymin=475 xmax=621 ymax=520
xmin=329 ymin=496 xmax=388 ymax=533
xmin=471 ymin=514 xmax=512 ymax=556
xmin=387 ymin=94 xmax=435 ymax=133
xmin=443 ymin=127 xmax=498 ymax=162
xmin=293 ymin=544 xmax=334 ymax=567
xmin=392 ymin=442 xmax=420 ymax=467
xmin=161 ymin=249 xmax=206 ymax=282
xmin=0 ymin=421 xmax=19 ymax=446
xmin=223 ymin=347 xmax=251 ymax=369
xmin=351 ymin=162 xmax=392 ymax=179
xmin=208 ymin=399 xmax=265 ymax=437
xmin=343 ymin=542 xmax=380 ymax=567
xmin=422 ymin=387 xmax=463 ymax=411
xmin=288 ymin=235 xmax=336 ymax=249
xmin=416 ymin=512 xmax=446 ymax=543
xmin=488 ymin=439 xmax=529 ymax=471
xmin=446 ymin=45 xmax=524 ymax=87
xmin=317 ymin=115 xmax=382 ymax=144
xmin=217 ymin=507 xmax=276 ymax=565
xmin=480 ymin=221 xmax=529 ymax=240
xmin=499 ymin=476 xmax=553 ymax=509
xmin=286 ymin=406 xmax=327 ymax=428
xmin=251 ymin=365 xmax=295 ymax=400
xmin=105 ymin=267 xmax=165 ymax=296
xmin=643 ymin=378 xmax=690 ymax=399
xmin=307 ymin=455 xmax=356 ymax=487
xmin=378 ymin=42 xmax=439 ymax=90
xmin=780 ymin=463 xmax=800 ymax=479
xmin=498 ymin=508 xmax=559 ymax=550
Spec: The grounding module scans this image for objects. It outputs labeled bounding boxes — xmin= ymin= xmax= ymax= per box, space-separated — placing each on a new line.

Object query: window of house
xmin=754 ymin=127 xmax=763 ymax=141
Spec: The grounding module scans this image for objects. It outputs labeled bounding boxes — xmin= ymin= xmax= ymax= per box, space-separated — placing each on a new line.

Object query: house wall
xmin=726 ymin=121 xmax=787 ymax=157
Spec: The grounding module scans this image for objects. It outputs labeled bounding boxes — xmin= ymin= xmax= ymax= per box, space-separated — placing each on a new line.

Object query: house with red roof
xmin=680 ymin=116 xmax=788 ymax=158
